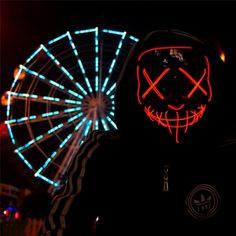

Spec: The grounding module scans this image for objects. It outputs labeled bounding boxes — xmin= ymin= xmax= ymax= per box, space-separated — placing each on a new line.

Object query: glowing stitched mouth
xmin=144 ymin=104 xmax=206 ymax=143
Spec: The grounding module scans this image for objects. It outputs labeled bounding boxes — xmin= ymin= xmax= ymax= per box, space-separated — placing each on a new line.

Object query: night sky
xmin=2 ymin=1 xmax=236 ymax=112
xmin=1 ymin=0 xmax=236 ymax=189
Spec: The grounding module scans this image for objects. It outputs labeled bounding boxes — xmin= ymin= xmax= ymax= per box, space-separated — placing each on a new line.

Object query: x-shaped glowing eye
xmin=142 ymin=68 xmax=170 ymax=100
xmin=141 ymin=66 xmax=208 ymax=100
xmin=178 ymin=67 xmax=207 ymax=98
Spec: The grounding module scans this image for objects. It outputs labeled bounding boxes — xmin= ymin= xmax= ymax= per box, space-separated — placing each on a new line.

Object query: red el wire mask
xmin=136 ymin=46 xmax=212 ymax=143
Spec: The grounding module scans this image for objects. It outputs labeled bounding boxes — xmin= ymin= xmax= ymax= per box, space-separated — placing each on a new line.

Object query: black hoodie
xmin=40 ymin=30 xmax=236 ymax=236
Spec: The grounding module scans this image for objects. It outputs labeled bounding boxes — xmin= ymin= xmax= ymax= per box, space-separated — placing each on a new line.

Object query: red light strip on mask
xmin=138 ymin=46 xmax=192 ymax=61
xmin=165 ymin=111 xmax=172 ymax=134
xmin=184 ymin=110 xmax=189 ymax=133
xmin=144 ymin=104 xmax=206 ymax=143
xmin=167 ymin=104 xmax=185 ymax=110
xmin=187 ymin=69 xmax=206 ymax=98
xmin=175 ymin=111 xmax=180 ymax=143
xmin=136 ymin=66 xmax=142 ymax=104
xmin=178 ymin=67 xmax=207 ymax=96
xmin=204 ymin=56 xmax=212 ymax=101
xmin=142 ymin=68 xmax=170 ymax=100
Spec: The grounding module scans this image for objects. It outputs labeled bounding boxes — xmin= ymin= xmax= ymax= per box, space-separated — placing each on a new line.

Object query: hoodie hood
xmin=115 ymin=29 xmax=234 ymax=145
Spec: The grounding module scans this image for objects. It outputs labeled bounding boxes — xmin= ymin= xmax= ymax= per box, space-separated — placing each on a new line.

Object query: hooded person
xmin=40 ymin=29 xmax=236 ymax=236
xmin=115 ymin=29 xmax=236 ymax=144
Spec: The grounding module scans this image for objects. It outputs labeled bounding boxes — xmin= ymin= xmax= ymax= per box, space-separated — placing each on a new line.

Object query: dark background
xmin=1 ymin=0 xmax=236 ymax=122
xmin=1 ymin=0 xmax=236 ymax=189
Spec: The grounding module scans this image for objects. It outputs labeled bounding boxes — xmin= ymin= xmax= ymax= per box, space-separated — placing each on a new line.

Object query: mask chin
xmin=143 ymin=103 xmax=206 ymax=143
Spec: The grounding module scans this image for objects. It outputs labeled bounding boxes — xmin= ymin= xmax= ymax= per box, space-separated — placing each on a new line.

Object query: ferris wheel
xmin=5 ymin=27 xmax=139 ymax=191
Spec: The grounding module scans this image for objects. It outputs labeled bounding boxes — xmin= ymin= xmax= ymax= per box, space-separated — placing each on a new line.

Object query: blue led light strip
xmin=41 ymin=44 xmax=87 ymax=96
xmin=34 ymin=116 xmax=88 ymax=186
xmin=67 ymin=31 xmax=93 ymax=93
xmin=8 ymin=91 xmax=82 ymax=106
xmin=101 ymin=31 xmax=126 ymax=92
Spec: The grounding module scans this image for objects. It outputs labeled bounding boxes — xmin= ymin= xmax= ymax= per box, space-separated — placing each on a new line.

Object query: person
xmin=40 ymin=29 xmax=236 ymax=235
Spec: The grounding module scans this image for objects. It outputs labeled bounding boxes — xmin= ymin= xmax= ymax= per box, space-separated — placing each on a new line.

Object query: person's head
xmin=115 ymin=29 xmax=231 ymax=144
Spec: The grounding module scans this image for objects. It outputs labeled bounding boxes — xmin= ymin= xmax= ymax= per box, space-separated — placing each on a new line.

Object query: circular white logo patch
xmin=185 ymin=184 xmax=221 ymax=220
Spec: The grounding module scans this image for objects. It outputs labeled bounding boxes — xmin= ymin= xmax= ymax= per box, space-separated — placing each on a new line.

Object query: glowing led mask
xmin=136 ymin=46 xmax=212 ymax=143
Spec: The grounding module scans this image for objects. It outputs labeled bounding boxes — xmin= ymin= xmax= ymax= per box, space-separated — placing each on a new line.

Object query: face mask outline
xmin=136 ymin=46 xmax=212 ymax=143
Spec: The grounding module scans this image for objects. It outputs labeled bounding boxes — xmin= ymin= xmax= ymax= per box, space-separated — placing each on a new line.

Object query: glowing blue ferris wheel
xmin=5 ymin=27 xmax=139 ymax=190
